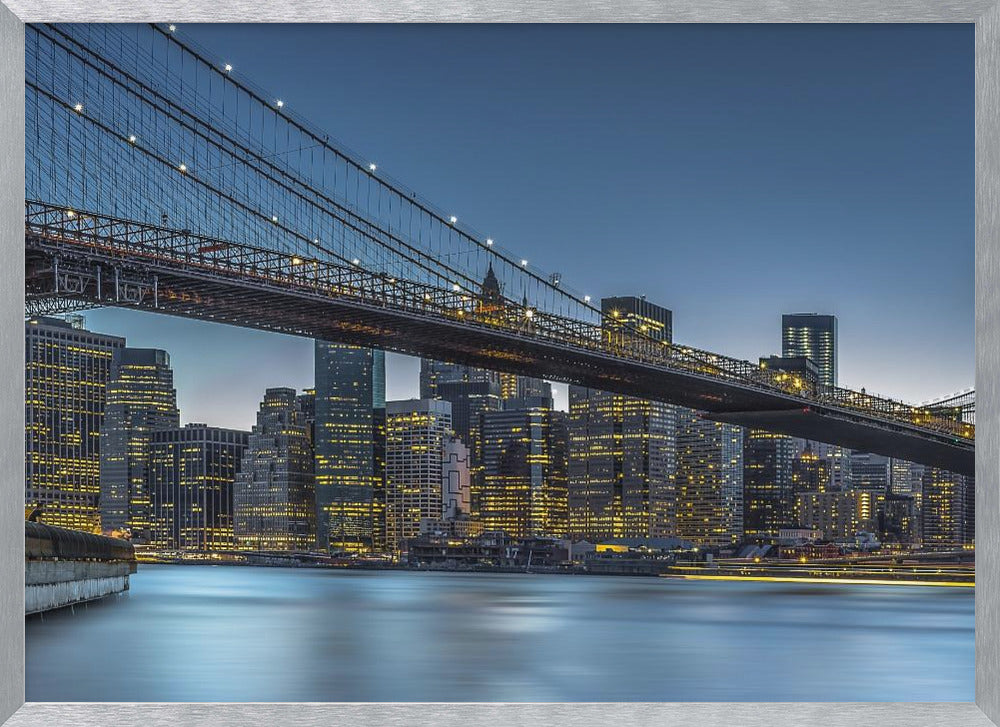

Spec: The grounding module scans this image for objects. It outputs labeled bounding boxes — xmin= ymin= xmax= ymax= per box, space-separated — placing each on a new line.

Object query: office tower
xmin=794 ymin=490 xmax=879 ymax=541
xmin=568 ymin=386 xmax=677 ymax=541
xmin=601 ymin=295 xmax=673 ymax=342
xmin=314 ymin=341 xmax=386 ymax=554
xmin=148 ymin=423 xmax=249 ymax=551
xmin=879 ymin=494 xmax=918 ymax=544
xmin=890 ymin=458 xmax=925 ymax=501
xmin=25 ymin=316 xmax=125 ymax=532
xmin=676 ymin=410 xmax=744 ymax=548
xmin=99 ymin=348 xmax=180 ymax=539
xmin=234 ymin=388 xmax=316 ymax=551
xmin=441 ymin=436 xmax=471 ymax=520
xmin=781 ymin=313 xmax=837 ymax=387
xmin=384 ymin=399 xmax=453 ymax=550
xmin=499 ymin=373 xmax=552 ymax=403
xmin=791 ymin=442 xmax=830 ymax=493
xmin=297 ymin=388 xmax=316 ymax=444
xmin=850 ymin=452 xmax=891 ymax=492
xmin=742 ymin=429 xmax=796 ymax=544
xmin=479 ymin=399 xmax=569 ymax=539
xmin=921 ymin=469 xmax=974 ymax=546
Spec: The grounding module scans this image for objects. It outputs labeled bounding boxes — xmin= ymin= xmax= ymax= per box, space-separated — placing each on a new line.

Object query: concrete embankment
xmin=25 ymin=522 xmax=137 ymax=615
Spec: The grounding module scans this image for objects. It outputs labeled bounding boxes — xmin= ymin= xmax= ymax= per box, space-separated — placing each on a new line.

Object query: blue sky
xmin=85 ymin=23 xmax=974 ymax=430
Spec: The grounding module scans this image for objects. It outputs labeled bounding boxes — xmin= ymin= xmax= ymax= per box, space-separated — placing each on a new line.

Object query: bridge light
xmin=486 ymin=238 xmax=494 ymax=246
xmin=525 ymin=309 xmax=534 ymax=319
xmin=276 ymin=100 xmax=284 ymax=109
xmin=271 ymin=215 xmax=279 ymax=223
xmin=128 ymin=134 xmax=137 ymax=144
xmin=424 ymin=293 xmax=431 ymax=301
xmin=291 ymin=256 xmax=303 ymax=265
xmin=584 ymin=295 xmax=591 ymax=303
xmin=313 ymin=238 xmax=319 ymax=244
xmin=452 ymin=283 xmax=461 ymax=292
xmin=168 ymin=24 xmax=176 ymax=32
xmin=72 ymin=103 xmax=83 ymax=112
xmin=449 ymin=216 xmax=458 ymax=225
xmin=521 ymin=259 xmax=528 ymax=267
xmin=65 ymin=210 xmax=76 ymax=218
xmin=178 ymin=163 xmax=187 ymax=173
xmin=368 ymin=163 xmax=377 ymax=172
xmin=352 ymin=258 xmax=360 ymax=265
xmin=224 ymin=63 xmax=233 ymax=73
xmin=388 ymin=277 xmax=396 ymax=284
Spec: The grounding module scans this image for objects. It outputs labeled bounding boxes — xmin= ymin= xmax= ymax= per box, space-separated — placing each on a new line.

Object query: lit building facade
xmin=794 ymin=489 xmax=879 ymax=541
xmin=791 ymin=442 xmax=830 ymax=494
xmin=25 ymin=316 xmax=125 ymax=532
xmin=99 ymin=348 xmax=180 ymax=539
xmin=385 ymin=398 xmax=453 ymax=551
xmin=850 ymin=451 xmax=891 ymax=492
xmin=568 ymin=386 xmax=676 ymax=541
xmin=479 ymin=398 xmax=568 ymax=539
xmin=314 ymin=341 xmax=386 ymax=554
xmin=676 ymin=410 xmax=743 ymax=548
xmin=781 ymin=313 xmax=837 ymax=388
xmin=601 ymin=295 xmax=673 ymax=342
xmin=148 ymin=423 xmax=249 ymax=551
xmin=742 ymin=429 xmax=796 ymax=544
xmin=921 ymin=468 xmax=974 ymax=546
xmin=441 ymin=436 xmax=471 ymax=520
xmin=234 ymin=388 xmax=316 ymax=551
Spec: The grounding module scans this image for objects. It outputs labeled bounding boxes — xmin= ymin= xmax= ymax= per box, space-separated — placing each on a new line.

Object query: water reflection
xmin=26 ymin=565 xmax=973 ymax=702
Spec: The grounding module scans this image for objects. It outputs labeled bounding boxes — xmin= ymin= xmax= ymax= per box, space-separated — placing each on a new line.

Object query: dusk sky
xmin=84 ymin=24 xmax=973 ymax=431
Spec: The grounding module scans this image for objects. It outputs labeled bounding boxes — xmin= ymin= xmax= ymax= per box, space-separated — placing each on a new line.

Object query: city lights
xmin=224 ymin=63 xmax=233 ymax=73
xmin=486 ymin=238 xmax=493 ymax=246
xmin=128 ymin=135 xmax=137 ymax=143
xmin=449 ymin=216 xmax=458 ymax=224
xmin=178 ymin=163 xmax=187 ymax=172
xmin=73 ymin=103 xmax=83 ymax=112
xmin=168 ymin=24 xmax=176 ymax=32
xmin=368 ymin=163 xmax=377 ymax=172
xmin=276 ymin=100 xmax=284 ymax=108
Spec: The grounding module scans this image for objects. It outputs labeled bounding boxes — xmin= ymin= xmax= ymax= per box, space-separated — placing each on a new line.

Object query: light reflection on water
xmin=25 ymin=564 xmax=973 ymax=702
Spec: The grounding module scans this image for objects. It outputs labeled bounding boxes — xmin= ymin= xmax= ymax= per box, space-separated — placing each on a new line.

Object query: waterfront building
xmin=781 ymin=313 xmax=837 ymax=387
xmin=675 ymin=410 xmax=744 ymax=547
xmin=742 ymin=429 xmax=796 ymax=544
xmin=479 ymin=398 xmax=569 ymax=539
xmin=99 ymin=348 xmax=180 ymax=539
xmin=148 ymin=423 xmax=249 ymax=551
xmin=25 ymin=316 xmax=125 ymax=532
xmin=921 ymin=469 xmax=974 ymax=547
xmin=314 ymin=341 xmax=386 ymax=554
xmin=794 ymin=489 xmax=879 ymax=541
xmin=385 ymin=398 xmax=453 ymax=551
xmin=568 ymin=386 xmax=677 ymax=541
xmin=234 ymin=388 xmax=316 ymax=551
xmin=878 ymin=493 xmax=918 ymax=544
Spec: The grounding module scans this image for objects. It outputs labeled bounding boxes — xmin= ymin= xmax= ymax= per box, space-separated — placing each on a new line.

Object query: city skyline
xmin=79 ymin=23 xmax=972 ymax=430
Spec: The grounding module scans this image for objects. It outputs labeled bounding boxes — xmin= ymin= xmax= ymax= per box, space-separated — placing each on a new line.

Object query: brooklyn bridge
xmin=24 ymin=23 xmax=974 ymax=475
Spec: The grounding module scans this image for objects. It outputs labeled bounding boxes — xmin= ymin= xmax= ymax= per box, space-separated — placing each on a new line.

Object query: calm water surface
xmin=26 ymin=564 xmax=973 ymax=701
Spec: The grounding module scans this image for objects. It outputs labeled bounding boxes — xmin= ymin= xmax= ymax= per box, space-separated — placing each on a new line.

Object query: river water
xmin=25 ymin=564 xmax=974 ymax=702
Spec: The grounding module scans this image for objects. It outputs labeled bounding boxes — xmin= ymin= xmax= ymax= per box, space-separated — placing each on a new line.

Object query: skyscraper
xmin=148 ymin=423 xmax=249 ymax=551
xmin=234 ymin=388 xmax=316 ymax=551
xmin=99 ymin=348 xmax=180 ymax=539
xmin=676 ymin=410 xmax=744 ymax=548
xmin=25 ymin=316 xmax=125 ymax=532
xmin=314 ymin=342 xmax=386 ymax=554
xmin=781 ymin=313 xmax=837 ymax=388
xmin=479 ymin=398 xmax=569 ymax=539
xmin=601 ymin=295 xmax=673 ymax=342
xmin=921 ymin=468 xmax=974 ymax=546
xmin=567 ymin=295 xmax=677 ymax=541
xmin=568 ymin=387 xmax=677 ymax=541
xmin=742 ymin=429 xmax=796 ymax=544
xmin=384 ymin=398 xmax=453 ymax=551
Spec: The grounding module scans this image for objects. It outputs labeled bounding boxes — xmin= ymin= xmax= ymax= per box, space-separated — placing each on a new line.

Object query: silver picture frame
xmin=0 ymin=2 xmax=996 ymax=725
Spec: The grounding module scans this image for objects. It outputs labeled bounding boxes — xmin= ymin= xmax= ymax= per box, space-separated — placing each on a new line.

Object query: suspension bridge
xmin=24 ymin=23 xmax=974 ymax=475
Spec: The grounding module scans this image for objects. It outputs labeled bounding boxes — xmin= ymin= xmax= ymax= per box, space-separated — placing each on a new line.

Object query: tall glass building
xmin=384 ymin=398 xmax=453 ymax=551
xmin=676 ymin=410 xmax=744 ymax=547
xmin=148 ymin=423 xmax=249 ymax=551
xmin=314 ymin=342 xmax=386 ymax=554
xmin=25 ymin=316 xmax=125 ymax=532
xmin=781 ymin=313 xmax=837 ymax=387
xmin=99 ymin=348 xmax=180 ymax=539
xmin=234 ymin=388 xmax=316 ymax=551
xmin=742 ymin=429 xmax=796 ymax=544
xmin=479 ymin=397 xmax=569 ymax=539
xmin=568 ymin=387 xmax=676 ymax=541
